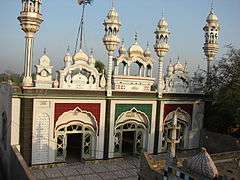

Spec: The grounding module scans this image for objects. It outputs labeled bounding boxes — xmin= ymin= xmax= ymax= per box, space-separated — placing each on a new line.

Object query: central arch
xmin=55 ymin=107 xmax=97 ymax=162
xmin=114 ymin=108 xmax=149 ymax=156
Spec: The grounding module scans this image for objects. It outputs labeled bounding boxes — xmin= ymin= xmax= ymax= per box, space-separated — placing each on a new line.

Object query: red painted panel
xmin=54 ymin=103 xmax=101 ymax=129
xmin=163 ymin=104 xmax=193 ymax=121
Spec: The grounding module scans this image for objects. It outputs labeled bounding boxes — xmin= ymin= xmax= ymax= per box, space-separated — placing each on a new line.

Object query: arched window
xmin=146 ymin=64 xmax=152 ymax=77
xmin=118 ymin=61 xmax=127 ymax=75
xmin=130 ymin=61 xmax=142 ymax=76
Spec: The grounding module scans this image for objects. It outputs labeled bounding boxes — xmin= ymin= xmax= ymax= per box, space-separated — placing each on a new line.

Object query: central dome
xmin=128 ymin=42 xmax=144 ymax=55
xmin=73 ymin=49 xmax=89 ymax=62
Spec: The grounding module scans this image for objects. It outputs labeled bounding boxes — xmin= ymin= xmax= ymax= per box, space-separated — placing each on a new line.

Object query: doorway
xmin=66 ymin=133 xmax=82 ymax=162
xmin=122 ymin=131 xmax=135 ymax=155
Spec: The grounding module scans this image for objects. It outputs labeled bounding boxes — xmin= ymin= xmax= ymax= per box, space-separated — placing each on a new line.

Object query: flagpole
xmin=79 ymin=2 xmax=86 ymax=50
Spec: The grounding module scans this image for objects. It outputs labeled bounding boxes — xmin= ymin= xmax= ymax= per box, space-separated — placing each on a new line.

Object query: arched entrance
xmin=162 ymin=108 xmax=191 ymax=152
xmin=55 ymin=107 xmax=97 ymax=162
xmin=114 ymin=108 xmax=149 ymax=156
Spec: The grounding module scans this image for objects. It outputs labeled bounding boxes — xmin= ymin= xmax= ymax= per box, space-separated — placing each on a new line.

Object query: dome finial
xmin=134 ymin=32 xmax=138 ymax=43
xmin=210 ymin=0 xmax=214 ymax=13
xmin=146 ymin=41 xmax=149 ymax=48
xmin=112 ymin=0 xmax=115 ymax=8
xmin=67 ymin=45 xmax=70 ymax=53
xmin=162 ymin=8 xmax=164 ymax=19
xmin=121 ymin=38 xmax=124 ymax=45
xmin=43 ymin=48 xmax=47 ymax=55
xmin=90 ymin=48 xmax=94 ymax=55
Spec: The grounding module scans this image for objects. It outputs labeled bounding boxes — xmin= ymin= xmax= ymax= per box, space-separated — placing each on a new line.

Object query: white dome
xmin=119 ymin=45 xmax=126 ymax=55
xmin=107 ymin=8 xmax=119 ymax=19
xmin=144 ymin=47 xmax=151 ymax=57
xmin=174 ymin=62 xmax=184 ymax=71
xmin=73 ymin=49 xmax=89 ymax=62
xmin=39 ymin=54 xmax=50 ymax=66
xmin=207 ymin=11 xmax=218 ymax=21
xmin=158 ymin=18 xmax=168 ymax=27
xmin=128 ymin=42 xmax=144 ymax=55
xmin=64 ymin=53 xmax=72 ymax=62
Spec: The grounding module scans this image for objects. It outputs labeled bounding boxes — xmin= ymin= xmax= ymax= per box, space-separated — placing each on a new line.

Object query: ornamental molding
xmin=115 ymin=107 xmax=150 ymax=130
xmin=55 ymin=107 xmax=98 ymax=134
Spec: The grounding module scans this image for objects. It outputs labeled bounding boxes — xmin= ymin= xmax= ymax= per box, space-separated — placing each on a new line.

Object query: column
xmin=158 ymin=57 xmax=164 ymax=97
xmin=23 ymin=33 xmax=34 ymax=86
xmin=107 ymin=52 xmax=113 ymax=96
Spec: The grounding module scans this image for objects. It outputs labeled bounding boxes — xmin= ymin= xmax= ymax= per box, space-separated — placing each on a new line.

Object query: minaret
xmin=103 ymin=1 xmax=121 ymax=96
xmin=18 ymin=0 xmax=43 ymax=87
xmin=203 ymin=0 xmax=220 ymax=86
xmin=154 ymin=15 xmax=170 ymax=98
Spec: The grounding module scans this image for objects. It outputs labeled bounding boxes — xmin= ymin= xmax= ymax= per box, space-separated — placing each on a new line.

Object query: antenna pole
xmin=79 ymin=3 xmax=86 ymax=50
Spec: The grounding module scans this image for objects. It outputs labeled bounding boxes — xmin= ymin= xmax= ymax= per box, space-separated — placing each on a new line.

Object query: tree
xmin=0 ymin=71 xmax=23 ymax=86
xmin=95 ymin=60 xmax=105 ymax=73
xmin=204 ymin=45 xmax=240 ymax=133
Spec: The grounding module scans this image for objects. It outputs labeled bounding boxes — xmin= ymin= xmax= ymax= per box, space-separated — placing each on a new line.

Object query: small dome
xmin=173 ymin=61 xmax=185 ymax=72
xmin=186 ymin=148 xmax=218 ymax=178
xmin=207 ymin=11 xmax=218 ymax=21
xmin=158 ymin=18 xmax=168 ymax=27
xmin=128 ymin=42 xmax=144 ymax=55
xmin=119 ymin=45 xmax=126 ymax=55
xmin=73 ymin=49 xmax=89 ymax=62
xmin=39 ymin=54 xmax=50 ymax=66
xmin=64 ymin=46 xmax=72 ymax=62
xmin=107 ymin=8 xmax=119 ymax=20
xmin=64 ymin=53 xmax=72 ymax=62
xmin=144 ymin=46 xmax=151 ymax=57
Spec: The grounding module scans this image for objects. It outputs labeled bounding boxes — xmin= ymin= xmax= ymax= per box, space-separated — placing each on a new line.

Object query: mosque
xmin=11 ymin=0 xmax=220 ymax=166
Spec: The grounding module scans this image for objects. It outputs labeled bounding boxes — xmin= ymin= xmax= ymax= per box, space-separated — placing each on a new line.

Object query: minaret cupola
xmin=154 ymin=17 xmax=170 ymax=57
xmin=103 ymin=6 xmax=121 ymax=53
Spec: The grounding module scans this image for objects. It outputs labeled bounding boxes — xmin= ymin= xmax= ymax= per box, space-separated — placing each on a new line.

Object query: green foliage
xmin=95 ymin=60 xmax=105 ymax=73
xmin=0 ymin=71 xmax=23 ymax=86
xmin=204 ymin=46 xmax=240 ymax=133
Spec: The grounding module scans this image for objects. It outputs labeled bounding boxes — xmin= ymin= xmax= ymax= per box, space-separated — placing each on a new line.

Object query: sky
xmin=0 ymin=0 xmax=240 ymax=75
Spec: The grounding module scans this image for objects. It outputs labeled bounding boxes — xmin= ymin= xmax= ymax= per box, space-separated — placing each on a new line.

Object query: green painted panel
xmin=115 ymin=104 xmax=153 ymax=122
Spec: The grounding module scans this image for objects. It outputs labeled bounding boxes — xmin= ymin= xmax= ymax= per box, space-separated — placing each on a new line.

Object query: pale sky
xmin=0 ymin=0 xmax=240 ymax=75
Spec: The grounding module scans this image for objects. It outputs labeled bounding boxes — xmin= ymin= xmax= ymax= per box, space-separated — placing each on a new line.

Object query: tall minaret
xmin=154 ymin=16 xmax=170 ymax=98
xmin=203 ymin=1 xmax=220 ymax=86
xmin=103 ymin=1 xmax=121 ymax=96
xmin=18 ymin=0 xmax=43 ymax=87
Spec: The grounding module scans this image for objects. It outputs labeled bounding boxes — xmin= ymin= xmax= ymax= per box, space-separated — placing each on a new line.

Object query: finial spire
xmin=162 ymin=8 xmax=165 ymax=19
xmin=121 ymin=38 xmax=124 ymax=45
xmin=90 ymin=48 xmax=94 ymax=55
xmin=43 ymin=48 xmax=47 ymax=54
xmin=210 ymin=0 xmax=214 ymax=12
xmin=112 ymin=0 xmax=115 ymax=8
xmin=67 ymin=45 xmax=70 ymax=53
xmin=134 ymin=32 xmax=138 ymax=42
xmin=146 ymin=41 xmax=149 ymax=48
